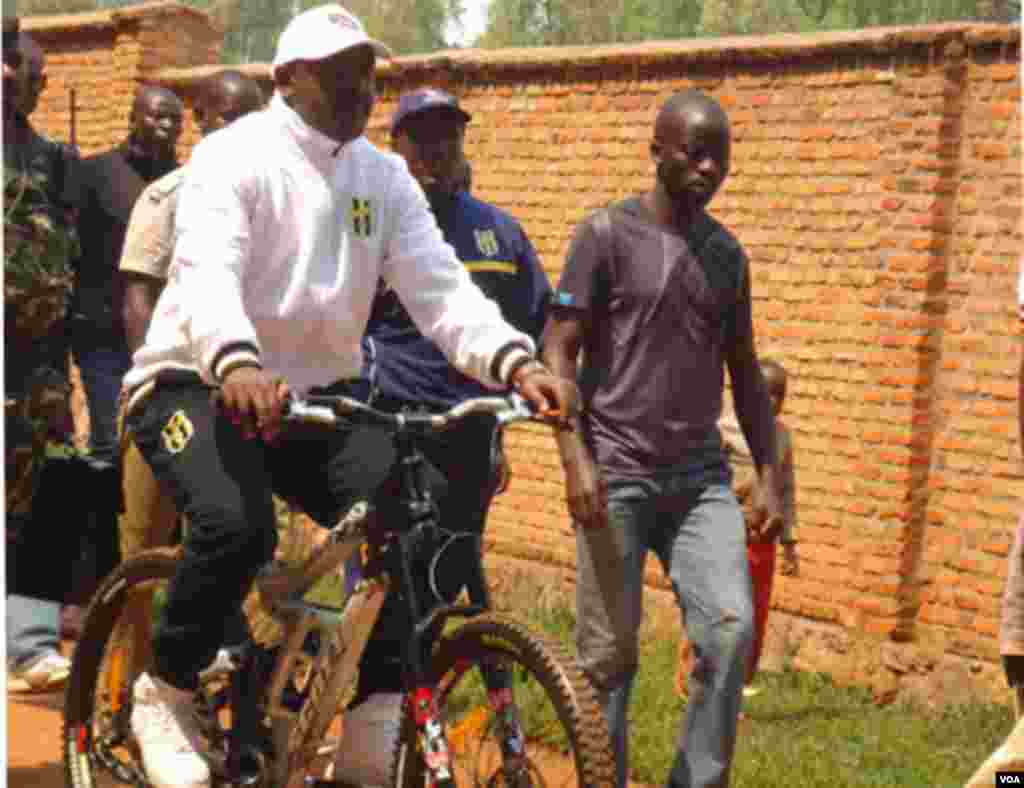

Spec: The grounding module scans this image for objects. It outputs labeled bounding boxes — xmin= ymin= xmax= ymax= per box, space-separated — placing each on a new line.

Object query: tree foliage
xmin=10 ymin=0 xmax=1019 ymax=56
xmin=479 ymin=0 xmax=1020 ymax=47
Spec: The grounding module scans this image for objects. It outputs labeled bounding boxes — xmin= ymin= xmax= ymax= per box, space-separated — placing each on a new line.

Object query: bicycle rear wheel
xmin=391 ymin=613 xmax=614 ymax=788
xmin=63 ymin=547 xmax=247 ymax=788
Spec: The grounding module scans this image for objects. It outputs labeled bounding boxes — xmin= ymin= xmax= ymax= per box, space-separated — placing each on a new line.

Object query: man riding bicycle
xmin=120 ymin=7 xmax=577 ymax=788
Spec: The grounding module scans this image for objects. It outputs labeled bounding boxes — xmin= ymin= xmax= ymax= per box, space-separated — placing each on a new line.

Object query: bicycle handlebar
xmin=284 ymin=392 xmax=542 ymax=432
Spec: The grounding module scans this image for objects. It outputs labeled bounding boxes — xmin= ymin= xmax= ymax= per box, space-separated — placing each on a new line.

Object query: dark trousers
xmin=72 ymin=340 xmax=132 ymax=465
xmin=7 ymin=456 xmax=96 ymax=603
xmin=356 ymin=408 xmax=499 ymax=698
xmin=126 ymin=378 xmax=402 ymax=691
xmin=72 ymin=338 xmax=131 ymax=586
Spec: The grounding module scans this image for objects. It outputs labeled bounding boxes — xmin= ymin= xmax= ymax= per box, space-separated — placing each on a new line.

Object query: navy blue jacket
xmin=364 ymin=190 xmax=550 ymax=409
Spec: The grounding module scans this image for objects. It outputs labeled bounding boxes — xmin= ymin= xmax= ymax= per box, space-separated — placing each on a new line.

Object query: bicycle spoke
xmin=442 ymin=657 xmax=577 ymax=788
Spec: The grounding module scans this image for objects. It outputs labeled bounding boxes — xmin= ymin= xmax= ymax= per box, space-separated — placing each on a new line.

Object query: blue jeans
xmin=73 ymin=343 xmax=132 ymax=465
xmin=575 ymin=481 xmax=753 ymax=788
xmin=7 ymin=594 xmax=61 ymax=668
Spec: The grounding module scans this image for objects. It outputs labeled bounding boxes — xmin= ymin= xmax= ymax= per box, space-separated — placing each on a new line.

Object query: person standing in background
xmin=70 ymin=83 xmax=183 ymax=587
xmin=332 ymin=88 xmax=552 ymax=786
xmin=719 ymin=358 xmax=799 ymax=696
xmin=114 ymin=70 xmax=267 ymax=683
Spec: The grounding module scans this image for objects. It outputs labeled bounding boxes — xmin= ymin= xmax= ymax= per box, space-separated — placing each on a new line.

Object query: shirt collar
xmin=270 ymin=92 xmax=355 ymax=166
xmin=120 ymin=136 xmax=179 ymax=179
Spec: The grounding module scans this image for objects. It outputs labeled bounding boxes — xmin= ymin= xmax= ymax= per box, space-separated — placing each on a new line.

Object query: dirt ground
xmin=7 ymin=676 xmax=66 ymax=788
xmin=6 ymin=642 xmax=635 ymax=788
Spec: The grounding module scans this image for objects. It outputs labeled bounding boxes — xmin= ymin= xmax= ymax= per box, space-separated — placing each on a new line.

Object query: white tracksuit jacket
xmin=124 ymin=94 xmax=533 ymax=394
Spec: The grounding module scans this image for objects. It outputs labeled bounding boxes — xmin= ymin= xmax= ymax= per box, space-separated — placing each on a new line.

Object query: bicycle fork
xmin=395 ymin=432 xmax=530 ymax=788
xmin=406 ymin=662 xmax=528 ymax=788
xmin=400 ymin=559 xmax=529 ymax=787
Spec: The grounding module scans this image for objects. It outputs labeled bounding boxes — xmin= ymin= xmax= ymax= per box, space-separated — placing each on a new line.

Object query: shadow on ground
xmin=7 ymin=763 xmax=64 ymax=788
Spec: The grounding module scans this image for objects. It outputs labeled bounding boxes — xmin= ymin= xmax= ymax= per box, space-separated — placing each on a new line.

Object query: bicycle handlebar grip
xmin=283 ymin=399 xmax=339 ymax=426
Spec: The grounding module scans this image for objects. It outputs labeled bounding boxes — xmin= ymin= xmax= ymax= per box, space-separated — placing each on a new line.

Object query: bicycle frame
xmin=225 ymin=394 xmax=534 ymax=788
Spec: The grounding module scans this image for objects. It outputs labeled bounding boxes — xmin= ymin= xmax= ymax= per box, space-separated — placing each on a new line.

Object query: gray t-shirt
xmin=554 ymin=197 xmax=753 ymax=482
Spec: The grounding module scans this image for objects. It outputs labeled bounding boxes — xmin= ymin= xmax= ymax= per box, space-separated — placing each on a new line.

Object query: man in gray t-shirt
xmin=544 ymin=89 xmax=782 ymax=788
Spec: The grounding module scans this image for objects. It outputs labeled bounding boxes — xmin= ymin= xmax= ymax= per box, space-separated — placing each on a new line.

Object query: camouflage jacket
xmin=4 ymin=116 xmax=82 ymax=517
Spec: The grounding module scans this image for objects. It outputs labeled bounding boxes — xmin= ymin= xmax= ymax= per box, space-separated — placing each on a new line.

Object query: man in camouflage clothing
xmin=4 ymin=17 xmax=84 ymax=691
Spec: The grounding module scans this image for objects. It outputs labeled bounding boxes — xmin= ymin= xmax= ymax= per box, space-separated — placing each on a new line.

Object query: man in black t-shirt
xmin=544 ymin=90 xmax=782 ymax=788
xmin=70 ymin=84 xmax=183 ymax=584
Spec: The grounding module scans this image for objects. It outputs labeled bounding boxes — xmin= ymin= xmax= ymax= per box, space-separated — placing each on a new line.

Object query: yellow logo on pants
xmin=161 ymin=410 xmax=194 ymax=454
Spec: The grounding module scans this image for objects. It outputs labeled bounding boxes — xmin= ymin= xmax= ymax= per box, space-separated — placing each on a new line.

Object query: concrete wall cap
xmin=21 ymin=1 xmax=219 ymax=35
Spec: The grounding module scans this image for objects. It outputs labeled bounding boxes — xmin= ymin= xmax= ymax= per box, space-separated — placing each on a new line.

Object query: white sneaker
xmin=198 ymin=648 xmax=238 ymax=681
xmin=8 ymin=650 xmax=70 ymax=693
xmin=130 ymin=672 xmax=211 ymax=788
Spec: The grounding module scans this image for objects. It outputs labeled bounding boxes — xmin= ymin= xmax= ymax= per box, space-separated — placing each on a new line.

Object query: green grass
xmin=493 ymin=577 xmax=1013 ymax=788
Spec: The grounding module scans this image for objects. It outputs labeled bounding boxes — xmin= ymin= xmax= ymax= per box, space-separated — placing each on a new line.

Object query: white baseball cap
xmin=272 ymin=5 xmax=391 ymax=73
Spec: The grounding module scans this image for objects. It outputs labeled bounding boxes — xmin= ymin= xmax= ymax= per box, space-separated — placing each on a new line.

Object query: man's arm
xmin=122 ymin=271 xmax=163 ymax=352
xmin=172 ymin=146 xmax=260 ymax=383
xmin=543 ymin=308 xmax=605 ymax=528
xmin=726 ymin=262 xmax=777 ymax=474
xmin=728 ymin=342 xmax=776 ymax=475
xmin=119 ymin=171 xmax=180 ymax=352
xmin=725 ymin=261 xmax=781 ymax=528
xmin=165 ymin=142 xmax=287 ymax=439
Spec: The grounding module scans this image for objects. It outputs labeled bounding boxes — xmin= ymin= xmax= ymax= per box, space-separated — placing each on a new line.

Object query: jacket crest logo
xmin=351 ymin=198 xmax=374 ymax=239
xmin=161 ymin=410 xmax=194 ymax=454
xmin=474 ymin=229 xmax=499 ymax=257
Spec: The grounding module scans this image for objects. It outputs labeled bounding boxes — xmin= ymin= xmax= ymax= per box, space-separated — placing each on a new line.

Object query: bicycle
xmin=63 ymin=392 xmax=614 ymax=788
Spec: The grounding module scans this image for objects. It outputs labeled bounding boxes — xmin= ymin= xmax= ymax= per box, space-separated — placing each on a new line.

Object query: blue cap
xmin=391 ymin=88 xmax=472 ymax=136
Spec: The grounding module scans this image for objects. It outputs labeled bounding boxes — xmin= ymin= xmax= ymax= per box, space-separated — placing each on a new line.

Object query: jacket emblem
xmin=351 ymin=198 xmax=374 ymax=239
xmin=474 ymin=229 xmax=499 ymax=257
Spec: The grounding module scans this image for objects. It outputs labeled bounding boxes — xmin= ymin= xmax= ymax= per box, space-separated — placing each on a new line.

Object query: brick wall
xmin=24 ymin=2 xmax=222 ymax=155
xmin=22 ymin=2 xmax=222 ymax=446
xmin=373 ymin=24 xmax=1022 ymax=703
xmin=365 ymin=25 xmax=1022 ymax=702
xmin=25 ymin=8 xmax=1022 ymax=702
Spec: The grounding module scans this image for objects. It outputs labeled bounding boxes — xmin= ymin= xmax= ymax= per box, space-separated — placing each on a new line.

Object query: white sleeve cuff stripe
xmin=214 ymin=349 xmax=261 ymax=381
xmin=498 ymin=348 xmax=532 ymax=385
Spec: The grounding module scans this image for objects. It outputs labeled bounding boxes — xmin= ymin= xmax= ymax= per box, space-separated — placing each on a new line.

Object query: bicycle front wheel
xmin=391 ymin=613 xmax=614 ymax=788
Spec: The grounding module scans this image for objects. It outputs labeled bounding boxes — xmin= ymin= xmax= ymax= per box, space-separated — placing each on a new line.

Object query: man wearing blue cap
xmin=120 ymin=6 xmax=577 ymax=788
xmin=329 ymin=87 xmax=552 ymax=784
